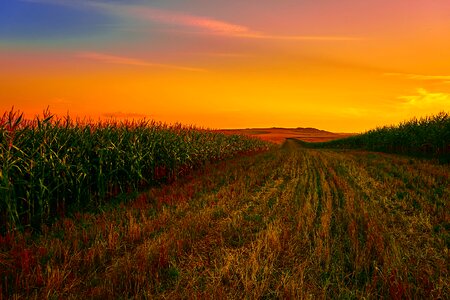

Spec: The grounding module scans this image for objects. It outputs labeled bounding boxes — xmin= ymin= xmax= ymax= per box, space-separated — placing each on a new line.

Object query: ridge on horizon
xmin=217 ymin=127 xmax=355 ymax=144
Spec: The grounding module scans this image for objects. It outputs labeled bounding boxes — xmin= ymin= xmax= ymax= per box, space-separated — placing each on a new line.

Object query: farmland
xmin=0 ymin=109 xmax=270 ymax=232
xmin=307 ymin=112 xmax=450 ymax=162
xmin=1 ymin=133 xmax=449 ymax=298
xmin=219 ymin=127 xmax=353 ymax=144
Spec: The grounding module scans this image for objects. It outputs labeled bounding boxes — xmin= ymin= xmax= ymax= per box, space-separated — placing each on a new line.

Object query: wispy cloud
xmin=77 ymin=51 xmax=206 ymax=72
xmin=237 ymin=34 xmax=361 ymax=41
xmin=123 ymin=6 xmax=251 ymax=36
xmin=385 ymin=72 xmax=450 ymax=82
xmin=189 ymin=52 xmax=252 ymax=58
xmin=117 ymin=5 xmax=360 ymax=41
xmin=29 ymin=0 xmax=360 ymax=41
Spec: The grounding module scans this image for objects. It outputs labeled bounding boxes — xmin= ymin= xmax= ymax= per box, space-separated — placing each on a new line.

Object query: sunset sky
xmin=1 ymin=0 xmax=450 ymax=132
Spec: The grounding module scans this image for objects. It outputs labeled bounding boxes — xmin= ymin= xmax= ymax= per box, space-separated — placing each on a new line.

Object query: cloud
xmin=405 ymin=74 xmax=450 ymax=81
xmin=77 ymin=51 xmax=205 ymax=72
xmin=123 ymin=6 xmax=251 ymax=36
xmin=103 ymin=111 xmax=148 ymax=119
xmin=237 ymin=34 xmax=361 ymax=41
xmin=118 ymin=5 xmax=360 ymax=41
xmin=385 ymin=73 xmax=450 ymax=82
xmin=398 ymin=88 xmax=450 ymax=109
xmin=25 ymin=0 xmax=254 ymax=36
xmin=28 ymin=0 xmax=361 ymax=41
xmin=189 ymin=52 xmax=252 ymax=58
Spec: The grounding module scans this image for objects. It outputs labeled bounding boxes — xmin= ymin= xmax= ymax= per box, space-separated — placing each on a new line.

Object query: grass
xmin=1 ymin=139 xmax=448 ymax=298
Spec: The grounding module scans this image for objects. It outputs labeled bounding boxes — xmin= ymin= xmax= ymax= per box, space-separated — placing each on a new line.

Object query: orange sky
xmin=1 ymin=0 xmax=449 ymax=132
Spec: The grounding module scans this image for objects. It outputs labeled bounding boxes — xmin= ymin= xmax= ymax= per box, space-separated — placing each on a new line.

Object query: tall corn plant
xmin=0 ymin=108 xmax=270 ymax=232
xmin=308 ymin=112 xmax=450 ymax=161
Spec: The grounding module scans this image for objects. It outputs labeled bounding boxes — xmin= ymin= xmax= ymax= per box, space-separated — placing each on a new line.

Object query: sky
xmin=1 ymin=0 xmax=450 ymax=132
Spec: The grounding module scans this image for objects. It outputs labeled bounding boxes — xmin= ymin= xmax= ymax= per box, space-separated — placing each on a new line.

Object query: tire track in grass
xmin=319 ymin=150 xmax=380 ymax=297
xmin=278 ymin=143 xmax=449 ymax=298
xmin=319 ymin=149 xmax=449 ymax=298
xmin=292 ymin=147 xmax=355 ymax=297
xmin=88 ymin=150 xmax=285 ymax=298
xmin=214 ymin=141 xmax=337 ymax=298
xmin=158 ymin=140 xmax=315 ymax=298
xmin=204 ymin=140 xmax=313 ymax=298
xmin=90 ymin=143 xmax=448 ymax=298
xmin=168 ymin=146 xmax=295 ymax=298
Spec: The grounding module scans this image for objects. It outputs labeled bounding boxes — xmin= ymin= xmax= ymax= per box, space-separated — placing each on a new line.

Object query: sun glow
xmin=1 ymin=0 xmax=450 ymax=132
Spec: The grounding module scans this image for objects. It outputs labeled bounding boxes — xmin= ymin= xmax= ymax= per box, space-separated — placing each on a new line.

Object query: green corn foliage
xmin=0 ymin=109 xmax=271 ymax=232
xmin=305 ymin=112 xmax=450 ymax=162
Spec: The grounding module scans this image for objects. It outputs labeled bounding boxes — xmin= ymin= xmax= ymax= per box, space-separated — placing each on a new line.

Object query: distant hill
xmin=219 ymin=127 xmax=354 ymax=144
xmin=296 ymin=127 xmax=334 ymax=134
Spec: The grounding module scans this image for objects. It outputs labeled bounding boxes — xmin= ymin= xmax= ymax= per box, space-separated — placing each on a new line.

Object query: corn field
xmin=0 ymin=109 xmax=270 ymax=232
xmin=2 ymin=139 xmax=448 ymax=298
xmin=307 ymin=112 xmax=450 ymax=161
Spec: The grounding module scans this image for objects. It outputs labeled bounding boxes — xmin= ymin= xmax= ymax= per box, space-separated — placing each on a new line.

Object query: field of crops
xmin=306 ymin=112 xmax=450 ymax=162
xmin=0 ymin=109 xmax=270 ymax=233
xmin=1 ymin=137 xmax=448 ymax=298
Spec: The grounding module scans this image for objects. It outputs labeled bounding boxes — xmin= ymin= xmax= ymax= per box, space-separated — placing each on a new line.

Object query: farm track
xmin=2 ymin=139 xmax=449 ymax=299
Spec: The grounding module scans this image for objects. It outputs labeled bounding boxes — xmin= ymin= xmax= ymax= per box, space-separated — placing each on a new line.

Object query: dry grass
xmin=1 ymin=140 xmax=449 ymax=298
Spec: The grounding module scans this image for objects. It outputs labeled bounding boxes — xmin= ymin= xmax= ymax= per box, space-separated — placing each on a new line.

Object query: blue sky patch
xmin=0 ymin=1 xmax=116 ymax=40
